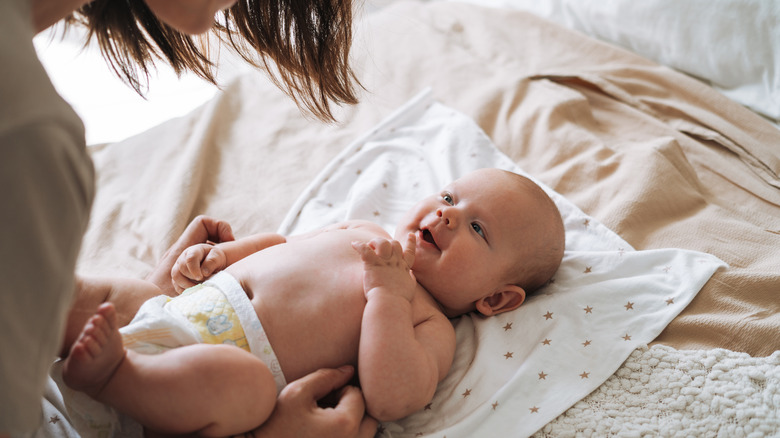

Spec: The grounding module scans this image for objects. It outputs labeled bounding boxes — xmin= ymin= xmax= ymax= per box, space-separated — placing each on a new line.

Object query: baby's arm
xmin=352 ymin=236 xmax=456 ymax=422
xmin=172 ymin=232 xmax=286 ymax=292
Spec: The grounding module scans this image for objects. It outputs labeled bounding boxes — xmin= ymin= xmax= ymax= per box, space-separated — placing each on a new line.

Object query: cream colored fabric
xmin=78 ymin=0 xmax=779 ymax=367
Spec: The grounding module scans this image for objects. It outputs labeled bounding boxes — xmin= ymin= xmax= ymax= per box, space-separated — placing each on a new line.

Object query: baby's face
xmin=395 ymin=169 xmax=537 ymax=317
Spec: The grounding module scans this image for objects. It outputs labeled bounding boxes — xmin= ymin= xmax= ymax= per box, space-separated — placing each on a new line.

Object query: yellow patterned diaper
xmin=168 ymin=284 xmax=250 ymax=352
xmin=120 ymin=271 xmax=286 ymax=393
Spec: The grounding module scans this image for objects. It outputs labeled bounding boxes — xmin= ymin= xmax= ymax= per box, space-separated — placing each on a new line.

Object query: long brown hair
xmin=66 ymin=0 xmax=359 ymax=122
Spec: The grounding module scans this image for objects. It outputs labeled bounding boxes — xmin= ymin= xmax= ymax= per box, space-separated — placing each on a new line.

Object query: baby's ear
xmin=476 ymin=285 xmax=526 ymax=316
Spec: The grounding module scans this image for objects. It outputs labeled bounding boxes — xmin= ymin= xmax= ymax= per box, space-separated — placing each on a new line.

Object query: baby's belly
xmin=226 ymin=237 xmax=369 ymax=383
xmin=265 ymin=295 xmax=365 ymax=383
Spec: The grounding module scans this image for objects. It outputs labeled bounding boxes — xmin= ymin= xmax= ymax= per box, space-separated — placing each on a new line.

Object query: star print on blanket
xmin=278 ymin=90 xmax=726 ymax=437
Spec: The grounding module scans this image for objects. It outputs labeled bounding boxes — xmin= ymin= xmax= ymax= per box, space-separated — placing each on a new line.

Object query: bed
xmin=36 ymin=1 xmax=779 ymax=436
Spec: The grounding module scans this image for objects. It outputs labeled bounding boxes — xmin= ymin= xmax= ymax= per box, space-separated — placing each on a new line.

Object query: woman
xmin=0 ymin=0 xmax=372 ymax=436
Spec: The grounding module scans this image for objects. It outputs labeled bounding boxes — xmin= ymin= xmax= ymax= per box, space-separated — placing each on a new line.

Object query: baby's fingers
xmin=371 ymin=238 xmax=394 ymax=260
xmin=351 ymin=240 xmax=376 ymax=261
xmin=351 ymin=240 xmax=391 ymax=265
xmin=182 ymin=247 xmax=207 ymax=280
xmin=171 ymin=263 xmax=198 ymax=293
xmin=402 ymin=233 xmax=416 ymax=268
xmin=201 ymin=249 xmax=225 ymax=277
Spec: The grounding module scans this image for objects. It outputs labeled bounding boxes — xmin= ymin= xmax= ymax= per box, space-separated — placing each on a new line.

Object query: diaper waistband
xmin=204 ymin=271 xmax=286 ymax=393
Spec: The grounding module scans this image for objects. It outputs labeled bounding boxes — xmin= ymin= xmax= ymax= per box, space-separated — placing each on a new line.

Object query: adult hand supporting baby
xmin=146 ymin=216 xmax=235 ymax=296
xmin=248 ymin=366 xmax=378 ymax=438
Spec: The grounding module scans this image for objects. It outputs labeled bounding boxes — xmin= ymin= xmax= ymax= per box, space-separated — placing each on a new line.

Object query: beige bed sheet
xmin=79 ymin=1 xmax=780 ymax=356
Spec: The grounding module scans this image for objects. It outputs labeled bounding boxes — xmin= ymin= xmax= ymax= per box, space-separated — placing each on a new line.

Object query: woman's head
xmin=144 ymin=0 xmax=239 ymax=35
xmin=67 ymin=0 xmax=359 ymax=121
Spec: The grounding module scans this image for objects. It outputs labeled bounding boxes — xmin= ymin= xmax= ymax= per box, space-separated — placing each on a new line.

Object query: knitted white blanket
xmin=534 ymin=345 xmax=780 ymax=437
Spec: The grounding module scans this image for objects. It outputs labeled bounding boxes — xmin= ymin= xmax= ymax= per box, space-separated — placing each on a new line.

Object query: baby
xmin=62 ymin=168 xmax=565 ymax=436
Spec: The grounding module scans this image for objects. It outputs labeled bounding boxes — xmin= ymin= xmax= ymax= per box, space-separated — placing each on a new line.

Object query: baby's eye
xmin=442 ymin=193 xmax=454 ymax=205
xmin=471 ymin=223 xmax=485 ymax=238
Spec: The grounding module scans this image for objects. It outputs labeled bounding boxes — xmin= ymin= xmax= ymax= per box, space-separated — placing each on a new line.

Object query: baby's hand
xmin=171 ymin=243 xmax=227 ymax=293
xmin=351 ymin=234 xmax=417 ymax=302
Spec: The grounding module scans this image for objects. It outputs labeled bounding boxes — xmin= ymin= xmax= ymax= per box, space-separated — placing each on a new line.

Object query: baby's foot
xmin=62 ymin=302 xmax=126 ymax=397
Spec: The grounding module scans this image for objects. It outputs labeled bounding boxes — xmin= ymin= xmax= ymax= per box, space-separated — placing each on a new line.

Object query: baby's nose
xmin=436 ymin=208 xmax=456 ymax=228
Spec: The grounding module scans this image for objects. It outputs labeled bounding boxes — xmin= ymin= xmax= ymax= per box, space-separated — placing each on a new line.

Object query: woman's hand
xmin=146 ymin=215 xmax=235 ymax=296
xmin=145 ymin=367 xmax=377 ymax=438
xmin=246 ymin=366 xmax=378 ymax=438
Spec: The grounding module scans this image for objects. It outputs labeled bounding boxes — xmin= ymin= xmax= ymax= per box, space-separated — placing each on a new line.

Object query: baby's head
xmin=395 ymin=168 xmax=565 ymax=318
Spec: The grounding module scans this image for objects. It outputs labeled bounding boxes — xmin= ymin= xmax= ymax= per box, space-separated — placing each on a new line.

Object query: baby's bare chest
xmin=225 ymin=228 xmax=436 ymax=380
xmin=232 ymin=228 xmax=370 ymax=306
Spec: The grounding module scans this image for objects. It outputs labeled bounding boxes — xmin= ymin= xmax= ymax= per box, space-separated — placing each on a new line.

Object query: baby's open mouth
xmin=421 ymin=229 xmax=439 ymax=250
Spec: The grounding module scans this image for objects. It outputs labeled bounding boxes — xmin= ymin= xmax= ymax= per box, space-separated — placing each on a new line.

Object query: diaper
xmin=120 ymin=271 xmax=286 ymax=393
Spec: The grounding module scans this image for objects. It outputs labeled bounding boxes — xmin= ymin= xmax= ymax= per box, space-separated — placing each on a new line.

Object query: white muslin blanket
xmin=279 ymin=90 xmax=726 ymax=437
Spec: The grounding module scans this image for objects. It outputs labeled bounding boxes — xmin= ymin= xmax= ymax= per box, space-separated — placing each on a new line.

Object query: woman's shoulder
xmin=0 ymin=1 xmax=83 ymax=141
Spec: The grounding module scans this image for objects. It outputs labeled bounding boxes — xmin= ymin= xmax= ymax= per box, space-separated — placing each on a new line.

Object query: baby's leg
xmin=64 ymin=304 xmax=278 ymax=436
xmin=61 ymin=276 xmax=163 ymax=357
